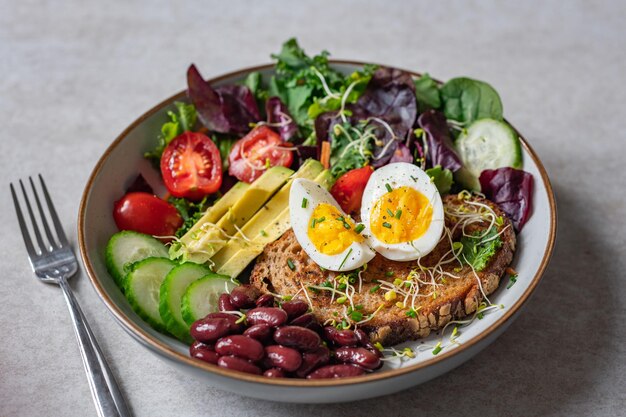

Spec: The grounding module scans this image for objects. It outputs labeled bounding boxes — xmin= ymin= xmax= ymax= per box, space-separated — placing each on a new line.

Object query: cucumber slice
xmin=159 ymin=263 xmax=213 ymax=342
xmin=181 ymin=274 xmax=236 ymax=326
xmin=105 ymin=231 xmax=168 ymax=288
xmin=454 ymin=118 xmax=522 ymax=191
xmin=125 ymin=257 xmax=176 ymax=332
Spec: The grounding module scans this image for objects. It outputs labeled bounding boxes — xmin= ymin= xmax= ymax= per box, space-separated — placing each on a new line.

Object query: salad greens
xmin=168 ymin=196 xmax=211 ymax=238
xmin=460 ymin=228 xmax=503 ymax=272
xmin=425 ymin=166 xmax=453 ymax=194
xmin=145 ymin=102 xmax=197 ymax=163
xmin=440 ymin=77 xmax=503 ymax=124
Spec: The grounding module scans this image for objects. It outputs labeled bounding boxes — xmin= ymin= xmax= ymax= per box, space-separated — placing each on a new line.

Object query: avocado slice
xmin=172 ymin=166 xmax=293 ymax=264
xmin=215 ymin=168 xmax=334 ymax=278
xmin=170 ymin=181 xmax=250 ymax=260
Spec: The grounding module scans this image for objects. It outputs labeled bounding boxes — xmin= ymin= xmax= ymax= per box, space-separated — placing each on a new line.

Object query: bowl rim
xmin=78 ymin=60 xmax=557 ymax=388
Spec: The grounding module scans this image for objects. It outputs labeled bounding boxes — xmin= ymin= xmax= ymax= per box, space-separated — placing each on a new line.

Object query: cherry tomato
xmin=113 ymin=192 xmax=182 ymax=239
xmin=330 ymin=166 xmax=374 ymax=215
xmin=228 ymin=125 xmax=293 ymax=183
xmin=161 ymin=132 xmax=222 ymax=200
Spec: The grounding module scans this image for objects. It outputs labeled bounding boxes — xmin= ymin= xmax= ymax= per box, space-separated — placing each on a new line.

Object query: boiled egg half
xmin=360 ymin=162 xmax=444 ymax=261
xmin=289 ymin=178 xmax=375 ymax=271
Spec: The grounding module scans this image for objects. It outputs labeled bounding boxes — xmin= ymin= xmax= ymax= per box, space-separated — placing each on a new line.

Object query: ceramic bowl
xmin=78 ymin=61 xmax=556 ymax=403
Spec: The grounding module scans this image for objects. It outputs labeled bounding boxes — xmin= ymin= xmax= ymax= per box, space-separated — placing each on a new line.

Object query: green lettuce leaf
xmin=460 ymin=227 xmax=503 ymax=271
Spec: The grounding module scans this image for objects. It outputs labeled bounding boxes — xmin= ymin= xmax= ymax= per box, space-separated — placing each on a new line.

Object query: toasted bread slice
xmin=250 ymin=195 xmax=516 ymax=346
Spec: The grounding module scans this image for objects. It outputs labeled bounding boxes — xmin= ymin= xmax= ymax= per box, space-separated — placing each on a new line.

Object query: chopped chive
xmin=386 ymin=208 xmax=394 ymax=217
xmin=410 ymin=175 xmax=418 ymax=182
xmin=395 ymin=209 xmax=402 ymax=219
xmin=369 ymin=284 xmax=380 ymax=293
xmin=432 ymin=343 xmax=442 ymax=355
xmin=287 ymin=258 xmax=296 ymax=271
xmin=317 ymin=216 xmax=326 ymax=223
xmin=506 ymin=274 xmax=518 ymax=289
xmin=310 ymin=219 xmax=317 ymax=228
xmin=338 ymin=248 xmax=353 ymax=269
xmin=355 ymin=224 xmax=365 ymax=234
xmin=336 ymin=216 xmax=345 ymax=222
xmin=301 ymin=198 xmax=308 ymax=208
xmin=385 ymin=271 xmax=394 ymax=277
xmin=260 ymin=230 xmax=268 ymax=237
xmin=382 ymin=222 xmax=392 ymax=228
xmin=385 ymin=183 xmax=393 ymax=192
xmin=343 ymin=222 xmax=351 ymax=230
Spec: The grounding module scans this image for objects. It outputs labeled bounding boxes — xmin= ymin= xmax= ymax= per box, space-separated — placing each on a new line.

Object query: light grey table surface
xmin=1 ymin=1 xmax=625 ymax=416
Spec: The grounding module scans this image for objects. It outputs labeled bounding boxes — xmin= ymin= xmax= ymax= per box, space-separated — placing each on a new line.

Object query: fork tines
xmin=10 ymin=175 xmax=69 ymax=258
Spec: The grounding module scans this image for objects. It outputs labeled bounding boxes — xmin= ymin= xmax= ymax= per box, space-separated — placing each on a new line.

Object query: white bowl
xmin=78 ymin=61 xmax=557 ymax=403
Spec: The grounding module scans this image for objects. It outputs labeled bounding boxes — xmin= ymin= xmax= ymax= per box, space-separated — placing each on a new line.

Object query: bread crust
xmin=250 ymin=195 xmax=516 ymax=345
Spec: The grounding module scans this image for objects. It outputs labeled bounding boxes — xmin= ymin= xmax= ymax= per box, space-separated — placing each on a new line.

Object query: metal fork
xmin=11 ymin=175 xmax=132 ymax=417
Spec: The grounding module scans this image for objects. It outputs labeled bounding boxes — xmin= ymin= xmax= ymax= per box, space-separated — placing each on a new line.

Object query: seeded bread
xmin=249 ymin=195 xmax=516 ymax=346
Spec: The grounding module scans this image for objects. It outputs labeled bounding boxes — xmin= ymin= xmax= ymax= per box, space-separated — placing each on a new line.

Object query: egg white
xmin=289 ymin=179 xmax=375 ymax=271
xmin=360 ymin=163 xmax=444 ymax=261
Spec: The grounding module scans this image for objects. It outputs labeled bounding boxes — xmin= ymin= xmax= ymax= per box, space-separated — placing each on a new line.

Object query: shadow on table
xmin=190 ymin=182 xmax=619 ymax=416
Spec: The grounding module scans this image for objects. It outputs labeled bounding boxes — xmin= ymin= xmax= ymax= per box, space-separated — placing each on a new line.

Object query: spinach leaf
xmin=244 ymin=72 xmax=261 ymax=96
xmin=460 ymin=227 xmax=502 ymax=271
xmin=440 ymin=77 xmax=503 ymax=124
xmin=425 ymin=165 xmax=453 ymax=194
xmin=413 ymin=73 xmax=441 ymax=111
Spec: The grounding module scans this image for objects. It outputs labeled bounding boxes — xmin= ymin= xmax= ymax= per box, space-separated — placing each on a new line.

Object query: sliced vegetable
xmin=125 ymin=257 xmax=176 ymax=332
xmin=160 ymin=132 xmax=223 ymax=200
xmin=105 ymin=231 xmax=169 ymax=288
xmin=454 ymin=119 xmax=522 ymax=190
xmin=113 ymin=192 xmax=182 ymax=239
xmin=479 ymin=167 xmax=533 ymax=231
xmin=181 ymin=275 xmax=237 ymax=325
xmin=159 ymin=262 xmax=213 ymax=342
xmin=330 ymin=166 xmax=374 ymax=215
xmin=228 ymin=125 xmax=293 ymax=183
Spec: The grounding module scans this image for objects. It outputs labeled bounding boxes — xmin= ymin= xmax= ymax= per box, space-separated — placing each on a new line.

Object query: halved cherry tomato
xmin=228 ymin=125 xmax=293 ymax=183
xmin=113 ymin=192 xmax=182 ymax=239
xmin=161 ymin=132 xmax=222 ymax=200
xmin=330 ymin=166 xmax=374 ymax=215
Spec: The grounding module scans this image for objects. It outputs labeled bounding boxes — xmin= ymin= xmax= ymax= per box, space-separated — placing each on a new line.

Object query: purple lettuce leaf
xmin=265 ymin=96 xmax=298 ymax=142
xmin=367 ymin=66 xmax=416 ymax=93
xmin=293 ymin=145 xmax=318 ymax=169
xmin=479 ymin=167 xmax=534 ymax=231
xmin=187 ymin=64 xmax=260 ymax=135
xmin=417 ymin=110 xmax=462 ymax=172
xmin=389 ymin=142 xmax=413 ymax=164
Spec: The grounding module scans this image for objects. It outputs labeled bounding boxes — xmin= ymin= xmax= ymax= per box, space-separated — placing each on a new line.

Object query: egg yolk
xmin=370 ymin=186 xmax=433 ymax=244
xmin=307 ymin=203 xmax=364 ymax=255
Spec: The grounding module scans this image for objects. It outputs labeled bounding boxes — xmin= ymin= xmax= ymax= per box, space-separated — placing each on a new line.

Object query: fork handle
xmin=59 ymin=277 xmax=132 ymax=417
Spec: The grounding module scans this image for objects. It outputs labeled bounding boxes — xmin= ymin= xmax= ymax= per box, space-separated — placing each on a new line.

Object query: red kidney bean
xmin=273 ymin=326 xmax=321 ymax=351
xmin=333 ymin=347 xmax=381 ymax=370
xmin=354 ymin=329 xmax=383 ymax=358
xmin=296 ymin=346 xmax=330 ymax=378
xmin=263 ymin=368 xmax=286 ymax=378
xmin=281 ymin=300 xmax=308 ymax=319
xmin=203 ymin=313 xmax=243 ymax=333
xmin=323 ymin=327 xmax=358 ymax=347
xmin=247 ymin=307 xmax=288 ymax=327
xmin=229 ymin=285 xmax=260 ymax=309
xmin=217 ymin=355 xmax=261 ymax=375
xmin=189 ymin=341 xmax=219 ymax=365
xmin=190 ymin=318 xmax=232 ymax=343
xmin=255 ymin=293 xmax=275 ymax=307
xmin=243 ymin=324 xmax=272 ymax=342
xmin=304 ymin=321 xmax=323 ymax=335
xmin=215 ymin=335 xmax=264 ymax=361
xmin=289 ymin=312 xmax=314 ymax=326
xmin=306 ymin=364 xmax=365 ymax=379
xmin=264 ymin=345 xmax=302 ymax=372
xmin=218 ymin=293 xmax=235 ymax=312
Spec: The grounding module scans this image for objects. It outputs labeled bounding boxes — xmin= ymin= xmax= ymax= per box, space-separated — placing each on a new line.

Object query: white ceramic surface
xmin=78 ymin=62 xmax=556 ymax=403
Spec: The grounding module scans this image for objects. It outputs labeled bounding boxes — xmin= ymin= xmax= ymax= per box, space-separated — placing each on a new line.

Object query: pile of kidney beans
xmin=189 ymin=285 xmax=383 ymax=379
